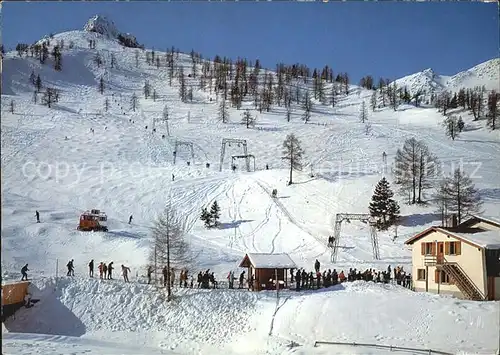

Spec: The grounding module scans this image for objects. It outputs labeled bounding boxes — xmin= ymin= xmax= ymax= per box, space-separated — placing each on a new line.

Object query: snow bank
xmin=4 ymin=276 xmax=260 ymax=347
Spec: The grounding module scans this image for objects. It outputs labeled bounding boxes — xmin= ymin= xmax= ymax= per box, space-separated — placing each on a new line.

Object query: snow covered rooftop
xmin=240 ymin=253 xmax=297 ymax=269
xmin=471 ymin=215 xmax=500 ymax=228
xmin=438 ymin=228 xmax=500 ymax=249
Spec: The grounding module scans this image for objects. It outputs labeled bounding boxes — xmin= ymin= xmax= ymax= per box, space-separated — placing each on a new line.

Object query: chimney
xmin=451 ymin=214 xmax=458 ymax=228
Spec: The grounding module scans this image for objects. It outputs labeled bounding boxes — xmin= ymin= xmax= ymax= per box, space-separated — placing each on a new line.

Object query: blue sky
xmin=2 ymin=2 xmax=498 ymax=82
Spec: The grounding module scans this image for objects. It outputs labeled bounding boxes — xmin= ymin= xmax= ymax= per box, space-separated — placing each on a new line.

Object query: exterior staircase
xmin=439 ymin=262 xmax=485 ymax=301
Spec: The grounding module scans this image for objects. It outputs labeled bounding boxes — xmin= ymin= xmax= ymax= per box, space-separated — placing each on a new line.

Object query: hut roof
xmin=239 ymin=253 xmax=297 ymax=269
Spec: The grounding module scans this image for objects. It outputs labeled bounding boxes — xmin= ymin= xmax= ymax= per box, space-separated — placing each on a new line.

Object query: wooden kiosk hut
xmin=239 ymin=253 xmax=297 ymax=291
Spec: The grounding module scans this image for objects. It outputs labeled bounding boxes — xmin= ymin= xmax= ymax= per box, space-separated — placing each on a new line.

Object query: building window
xmin=435 ymin=270 xmax=453 ymax=284
xmin=449 ymin=242 xmax=458 ymax=255
xmin=445 ymin=241 xmax=461 ymax=255
xmin=417 ymin=269 xmax=426 ymax=280
xmin=440 ymin=271 xmax=452 ymax=284
xmin=425 ymin=242 xmax=433 ymax=255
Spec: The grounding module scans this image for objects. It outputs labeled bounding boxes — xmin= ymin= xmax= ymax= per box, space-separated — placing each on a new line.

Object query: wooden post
xmin=275 ymin=268 xmax=279 ymax=299
xmin=425 ymin=265 xmax=429 ymax=292
xmin=438 ymin=269 xmax=441 ymax=295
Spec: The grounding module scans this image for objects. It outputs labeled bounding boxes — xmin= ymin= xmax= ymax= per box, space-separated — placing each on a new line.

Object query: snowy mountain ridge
xmin=393 ymin=58 xmax=499 ymax=96
xmin=83 ymin=15 xmax=121 ymax=39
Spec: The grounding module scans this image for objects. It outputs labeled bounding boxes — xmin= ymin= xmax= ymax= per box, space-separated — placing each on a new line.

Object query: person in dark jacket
xmin=128 ymin=215 xmax=133 ymax=224
xmin=314 ymin=259 xmax=320 ymax=273
xmin=103 ymin=263 xmax=108 ymax=279
xmin=35 ymin=210 xmax=40 ymax=223
xmin=197 ymin=271 xmax=203 ymax=288
xmin=147 ymin=266 xmax=153 ymax=284
xmin=21 ymin=264 xmax=29 ymax=281
xmin=239 ymin=271 xmax=245 ymax=289
xmin=88 ymin=259 xmax=94 ymax=278
xmin=67 ymin=259 xmax=74 ymax=276
xmin=107 ymin=262 xmax=114 ymax=279
xmin=162 ymin=266 xmax=168 ymax=287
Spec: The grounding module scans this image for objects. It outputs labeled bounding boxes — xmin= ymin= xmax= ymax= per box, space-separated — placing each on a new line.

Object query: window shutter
xmin=434 ymin=269 xmax=439 ymax=283
xmin=431 ymin=242 xmax=436 ymax=256
xmin=421 ymin=243 xmax=425 ymax=255
xmin=456 ymin=242 xmax=461 ymax=255
xmin=445 ymin=242 xmax=450 ymax=255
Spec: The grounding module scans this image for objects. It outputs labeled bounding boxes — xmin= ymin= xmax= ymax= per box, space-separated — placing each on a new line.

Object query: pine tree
xmin=9 ymin=100 xmax=14 ymax=114
xmin=359 ymin=101 xmax=368 ymax=123
xmin=163 ymin=104 xmax=170 ymax=136
xmin=241 ymin=109 xmax=255 ymax=128
xmin=369 ymin=177 xmax=400 ymax=230
xmin=302 ymin=92 xmax=312 ymax=123
xmin=210 ymin=201 xmax=221 ymax=226
xmin=94 ymin=52 xmax=102 ymax=68
xmin=35 ymin=75 xmax=42 ymax=92
xmin=218 ymin=98 xmax=229 ymax=123
xmin=331 ymin=83 xmax=338 ymax=108
xmin=282 ymin=133 xmax=305 ymax=185
xmin=286 ymin=105 xmax=292 ymax=122
xmin=178 ymin=68 xmax=187 ymax=102
xmin=99 ymin=76 xmax=105 ymax=94
xmin=443 ymin=115 xmax=460 ymax=140
xmin=41 ymin=88 xmax=60 ymax=108
xmin=52 ymin=45 xmax=62 ymax=71
xmin=370 ymin=91 xmax=377 ymax=111
xmin=144 ymin=80 xmax=151 ymax=99
xmin=457 ymin=116 xmax=465 ymax=132
xmin=200 ymin=207 xmax=211 ymax=228
xmin=487 ymin=90 xmax=499 ymax=130
xmin=104 ymin=97 xmax=110 ymax=112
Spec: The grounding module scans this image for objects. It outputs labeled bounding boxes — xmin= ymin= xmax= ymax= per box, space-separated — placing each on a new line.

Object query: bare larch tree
xmin=282 ymin=133 xmax=305 ymax=185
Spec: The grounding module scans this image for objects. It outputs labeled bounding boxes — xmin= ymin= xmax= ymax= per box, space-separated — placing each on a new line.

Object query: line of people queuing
xmin=289 ymin=260 xmax=412 ymax=291
xmin=148 ymin=267 xmax=221 ymax=289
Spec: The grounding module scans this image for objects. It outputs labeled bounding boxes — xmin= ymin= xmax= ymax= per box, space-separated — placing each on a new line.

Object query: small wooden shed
xmin=239 ymin=253 xmax=297 ymax=291
xmin=1 ymin=281 xmax=30 ymax=321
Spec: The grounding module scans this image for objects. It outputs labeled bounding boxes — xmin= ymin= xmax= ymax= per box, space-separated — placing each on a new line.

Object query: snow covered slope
xmin=2 ymin=16 xmax=499 ymax=355
xmin=393 ymin=58 xmax=499 ymax=96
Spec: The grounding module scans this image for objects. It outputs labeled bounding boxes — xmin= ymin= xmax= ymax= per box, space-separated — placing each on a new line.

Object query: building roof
xmin=405 ymin=226 xmax=500 ymax=249
xmin=470 ymin=215 xmax=500 ymax=228
xmin=443 ymin=229 xmax=500 ymax=249
xmin=239 ymin=253 xmax=297 ymax=269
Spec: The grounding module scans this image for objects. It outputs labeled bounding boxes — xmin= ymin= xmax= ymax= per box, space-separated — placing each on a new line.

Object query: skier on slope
xmin=67 ymin=259 xmax=75 ymax=276
xmin=121 ymin=265 xmax=131 ymax=283
xmin=88 ymin=259 xmax=94 ymax=278
xmin=21 ymin=264 xmax=29 ymax=281
xmin=147 ymin=266 xmax=153 ymax=284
